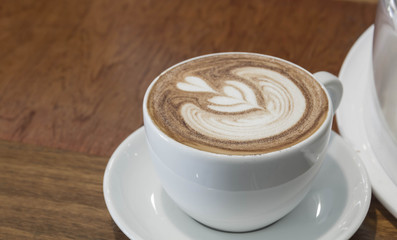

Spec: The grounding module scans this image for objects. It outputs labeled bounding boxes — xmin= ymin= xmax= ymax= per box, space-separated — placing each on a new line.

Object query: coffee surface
xmin=147 ymin=53 xmax=328 ymax=155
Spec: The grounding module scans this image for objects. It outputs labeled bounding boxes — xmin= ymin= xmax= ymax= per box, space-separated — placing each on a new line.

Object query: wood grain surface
xmin=0 ymin=140 xmax=127 ymax=240
xmin=1 ymin=0 xmax=396 ymax=239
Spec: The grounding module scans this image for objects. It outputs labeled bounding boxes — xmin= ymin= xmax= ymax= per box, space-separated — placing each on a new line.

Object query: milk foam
xmin=147 ymin=53 xmax=328 ymax=155
xmin=177 ymin=67 xmax=306 ymax=141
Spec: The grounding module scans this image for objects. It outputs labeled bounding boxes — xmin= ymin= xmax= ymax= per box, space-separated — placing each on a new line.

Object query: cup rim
xmin=143 ymin=52 xmax=333 ymax=160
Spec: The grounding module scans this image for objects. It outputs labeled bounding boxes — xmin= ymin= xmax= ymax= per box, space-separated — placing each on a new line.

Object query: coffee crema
xmin=147 ymin=53 xmax=328 ymax=155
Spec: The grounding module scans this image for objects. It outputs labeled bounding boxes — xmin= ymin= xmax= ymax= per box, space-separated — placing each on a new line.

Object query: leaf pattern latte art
xmin=174 ymin=67 xmax=307 ymax=142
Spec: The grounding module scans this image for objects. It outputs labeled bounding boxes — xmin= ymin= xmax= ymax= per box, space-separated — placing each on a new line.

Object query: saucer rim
xmin=103 ymin=127 xmax=371 ymax=240
xmin=103 ymin=129 xmax=146 ymax=240
xmin=336 ymin=25 xmax=397 ymax=217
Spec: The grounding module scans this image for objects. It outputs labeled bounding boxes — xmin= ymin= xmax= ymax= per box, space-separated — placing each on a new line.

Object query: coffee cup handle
xmin=313 ymin=71 xmax=343 ymax=114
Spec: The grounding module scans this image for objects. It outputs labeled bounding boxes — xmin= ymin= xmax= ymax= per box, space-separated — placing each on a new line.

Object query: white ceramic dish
xmin=103 ymin=127 xmax=370 ymax=240
xmin=337 ymin=25 xmax=397 ymax=218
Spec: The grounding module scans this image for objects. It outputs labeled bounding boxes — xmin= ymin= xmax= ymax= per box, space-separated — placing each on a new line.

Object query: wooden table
xmin=1 ymin=0 xmax=396 ymax=239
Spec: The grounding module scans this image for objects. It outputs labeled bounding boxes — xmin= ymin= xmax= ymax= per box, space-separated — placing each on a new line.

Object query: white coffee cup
xmin=143 ymin=53 xmax=342 ymax=232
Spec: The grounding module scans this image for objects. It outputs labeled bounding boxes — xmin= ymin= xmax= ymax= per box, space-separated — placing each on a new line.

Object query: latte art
xmin=177 ymin=68 xmax=306 ymax=141
xmin=147 ymin=53 xmax=328 ymax=155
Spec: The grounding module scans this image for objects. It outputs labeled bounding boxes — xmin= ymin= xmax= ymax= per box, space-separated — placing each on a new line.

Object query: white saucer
xmin=336 ymin=25 xmax=397 ymax=218
xmin=103 ymin=127 xmax=370 ymax=240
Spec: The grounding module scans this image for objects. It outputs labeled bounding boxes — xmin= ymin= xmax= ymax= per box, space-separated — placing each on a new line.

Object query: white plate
xmin=103 ymin=127 xmax=370 ymax=240
xmin=337 ymin=25 xmax=397 ymax=218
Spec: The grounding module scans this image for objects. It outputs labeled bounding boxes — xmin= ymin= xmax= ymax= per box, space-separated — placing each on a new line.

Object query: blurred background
xmin=0 ymin=0 xmax=375 ymax=157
